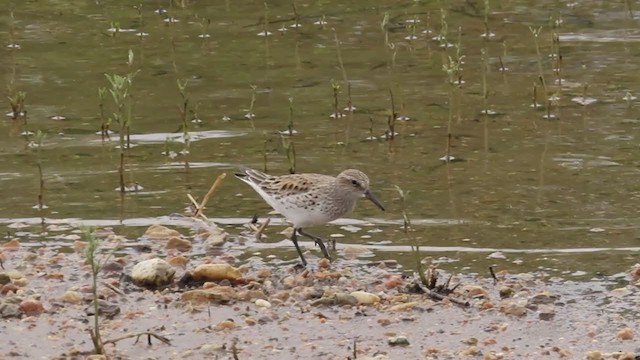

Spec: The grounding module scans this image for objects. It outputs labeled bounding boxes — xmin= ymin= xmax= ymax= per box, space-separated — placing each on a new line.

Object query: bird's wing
xmin=259 ymin=174 xmax=320 ymax=198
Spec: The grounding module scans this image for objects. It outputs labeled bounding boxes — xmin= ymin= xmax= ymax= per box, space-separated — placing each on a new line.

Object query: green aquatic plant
xmin=287 ymin=97 xmax=295 ymax=136
xmin=83 ymin=227 xmax=104 ymax=354
xmin=34 ymin=130 xmax=45 ymax=211
xmin=245 ymin=84 xmax=257 ymax=130
xmin=442 ymin=54 xmax=463 ymax=162
xmin=177 ymin=78 xmax=191 ymax=158
xmin=281 ymin=135 xmax=296 ymax=174
xmin=104 ymin=49 xmax=139 ymax=192
xmin=481 ymin=47 xmax=489 ymax=152
xmin=7 ymin=90 xmax=26 ymax=121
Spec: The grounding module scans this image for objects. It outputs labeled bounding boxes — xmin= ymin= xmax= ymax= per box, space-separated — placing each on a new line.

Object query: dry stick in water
xmin=189 ymin=173 xmax=227 ymax=219
xmin=489 ymin=266 xmax=499 ymax=284
xmin=252 ymin=217 xmax=271 ymax=240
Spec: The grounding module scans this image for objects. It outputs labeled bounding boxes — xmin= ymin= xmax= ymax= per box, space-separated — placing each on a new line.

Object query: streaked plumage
xmin=235 ymin=166 xmax=385 ymax=265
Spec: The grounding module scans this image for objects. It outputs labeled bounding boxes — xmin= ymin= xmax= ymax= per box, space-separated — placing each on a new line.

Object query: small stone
xmin=318 ymin=258 xmax=331 ymax=269
xmin=255 ymin=299 xmax=271 ymax=308
xmin=388 ymin=302 xmax=420 ymax=312
xmin=350 ymin=291 xmax=380 ymax=305
xmin=86 ymin=300 xmax=120 ymax=318
xmin=314 ymin=293 xmax=357 ymax=306
xmin=462 ymin=337 xmax=478 ymax=345
xmin=236 ymin=289 xmax=267 ymax=301
xmin=61 ymin=290 xmax=83 ymax=304
xmin=499 ymin=301 xmax=528 ymax=316
xmin=1 ymin=239 xmax=20 ymax=249
xmin=387 ymin=335 xmax=410 ymax=346
xmin=85 ymin=355 xmax=107 ymax=360
xmin=204 ymin=229 xmax=228 ymax=247
xmin=73 ymin=240 xmax=87 ymax=252
xmin=214 ymin=319 xmax=236 ymax=331
xmin=200 ymin=343 xmax=225 ymax=355
xmin=130 ymin=258 xmax=176 ymax=287
xmin=0 ymin=302 xmax=21 ymax=318
xmin=165 ymin=236 xmax=192 ymax=252
xmin=0 ymin=272 xmax=11 ymax=285
xmin=499 ymin=286 xmax=515 ymax=298
xmin=144 ymin=224 xmax=181 ymax=239
xmin=384 ymin=275 xmax=403 ymax=289
xmin=460 ymin=346 xmax=480 ymax=356
xmin=167 ymin=255 xmax=189 ymax=268
xmin=529 ymin=292 xmax=558 ymax=305
xmin=19 ymin=299 xmax=44 ymax=316
xmin=462 ymin=285 xmax=489 ymax=298
xmin=282 ymin=276 xmax=296 ymax=288
xmin=13 ymin=277 xmax=28 ymax=287
xmin=181 ymin=287 xmax=235 ymax=303
xmin=617 ymin=327 xmax=634 ymax=340
xmin=538 ymin=304 xmax=555 ymax=321
xmin=586 ymin=351 xmax=603 ymax=360
xmin=1 ymin=283 xmax=19 ymax=295
xmin=192 ymin=263 xmax=241 ymax=282
xmin=628 ymin=263 xmax=640 ymax=282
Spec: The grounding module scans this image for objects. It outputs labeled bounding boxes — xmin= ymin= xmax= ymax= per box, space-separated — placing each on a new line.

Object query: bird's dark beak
xmin=365 ymin=190 xmax=385 ymax=211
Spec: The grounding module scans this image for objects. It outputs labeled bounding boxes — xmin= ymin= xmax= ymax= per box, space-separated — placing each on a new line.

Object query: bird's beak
xmin=364 ymin=190 xmax=385 ymax=211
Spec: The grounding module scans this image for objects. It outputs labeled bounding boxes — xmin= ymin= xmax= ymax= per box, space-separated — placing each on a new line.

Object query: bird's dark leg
xmin=291 ymin=228 xmax=307 ymax=266
xmin=298 ymin=228 xmax=331 ymax=260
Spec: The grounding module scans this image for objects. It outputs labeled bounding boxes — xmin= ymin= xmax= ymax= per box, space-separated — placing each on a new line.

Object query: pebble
xmin=616 ymin=327 xmax=634 ymax=340
xmin=203 ymin=228 xmax=228 ymax=247
xmin=1 ymin=239 xmax=20 ymax=249
xmin=1 ymin=283 xmax=19 ymax=295
xmin=387 ymin=335 xmax=410 ymax=346
xmin=255 ymin=299 xmax=271 ymax=308
xmin=586 ymin=351 xmax=603 ymax=360
xmin=192 ymin=263 xmax=241 ymax=282
xmin=462 ymin=285 xmax=489 ymax=298
xmin=538 ymin=304 xmax=555 ymax=321
xmin=214 ymin=319 xmax=236 ymax=331
xmin=130 ymin=258 xmax=176 ymax=287
xmin=0 ymin=302 xmax=21 ymax=318
xmin=167 ymin=255 xmax=189 ymax=268
xmin=19 ymin=299 xmax=44 ymax=316
xmin=529 ymin=292 xmax=557 ymax=305
xmin=85 ymin=355 xmax=107 ymax=360
xmin=350 ymin=291 xmax=380 ymax=305
xmin=61 ymin=290 xmax=83 ymax=304
xmin=181 ymin=286 xmax=235 ymax=303
xmin=144 ymin=224 xmax=181 ymax=239
xmin=0 ymin=273 xmax=10 ymax=285
xmin=86 ymin=299 xmax=120 ymax=318
xmin=499 ymin=286 xmax=515 ymax=298
xmin=165 ymin=236 xmax=192 ymax=252
xmin=318 ymin=258 xmax=331 ymax=269
xmin=499 ymin=301 xmax=528 ymax=316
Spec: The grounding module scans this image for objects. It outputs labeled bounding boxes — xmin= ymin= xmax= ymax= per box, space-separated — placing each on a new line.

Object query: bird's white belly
xmin=266 ymin=198 xmax=337 ymax=228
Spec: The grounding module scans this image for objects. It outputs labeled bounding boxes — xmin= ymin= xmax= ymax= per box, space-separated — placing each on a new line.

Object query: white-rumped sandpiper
xmin=235 ymin=166 xmax=385 ymax=265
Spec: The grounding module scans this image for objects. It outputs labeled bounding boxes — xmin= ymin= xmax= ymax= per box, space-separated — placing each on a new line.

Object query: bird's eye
xmin=351 ymin=179 xmax=359 ymax=187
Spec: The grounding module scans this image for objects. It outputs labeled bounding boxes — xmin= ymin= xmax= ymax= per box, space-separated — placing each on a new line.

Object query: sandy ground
xmin=1 ymin=227 xmax=639 ymax=360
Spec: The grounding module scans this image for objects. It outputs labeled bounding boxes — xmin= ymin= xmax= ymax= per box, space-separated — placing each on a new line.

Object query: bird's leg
xmin=291 ymin=228 xmax=308 ymax=266
xmin=298 ymin=229 xmax=331 ymax=260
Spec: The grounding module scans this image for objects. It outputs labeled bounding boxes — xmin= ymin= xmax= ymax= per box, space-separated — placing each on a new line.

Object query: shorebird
xmin=235 ymin=166 xmax=385 ymax=265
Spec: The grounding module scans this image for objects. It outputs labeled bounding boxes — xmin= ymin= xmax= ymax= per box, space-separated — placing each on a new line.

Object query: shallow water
xmin=2 ymin=1 xmax=640 ymax=276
